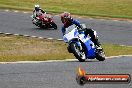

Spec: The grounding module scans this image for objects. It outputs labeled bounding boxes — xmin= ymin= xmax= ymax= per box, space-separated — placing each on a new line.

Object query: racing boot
xmin=84 ymin=28 xmax=102 ymax=49
xmin=93 ymin=38 xmax=102 ymax=50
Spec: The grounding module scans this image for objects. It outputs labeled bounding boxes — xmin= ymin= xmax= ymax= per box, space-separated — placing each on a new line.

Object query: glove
xmin=78 ymin=28 xmax=86 ymax=33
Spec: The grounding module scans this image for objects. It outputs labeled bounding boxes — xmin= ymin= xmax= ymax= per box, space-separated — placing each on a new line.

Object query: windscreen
xmin=65 ymin=25 xmax=77 ymax=34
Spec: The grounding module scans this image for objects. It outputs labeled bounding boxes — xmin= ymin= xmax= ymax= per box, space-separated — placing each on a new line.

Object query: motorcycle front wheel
xmin=70 ymin=43 xmax=86 ymax=62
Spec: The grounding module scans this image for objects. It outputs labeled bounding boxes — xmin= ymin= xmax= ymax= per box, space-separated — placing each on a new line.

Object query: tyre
xmin=96 ymin=50 xmax=105 ymax=61
xmin=51 ymin=22 xmax=57 ymax=30
xmin=70 ymin=43 xmax=86 ymax=62
xmin=67 ymin=45 xmax=72 ymax=53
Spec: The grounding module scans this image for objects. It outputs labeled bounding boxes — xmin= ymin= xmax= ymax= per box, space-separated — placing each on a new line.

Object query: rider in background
xmin=32 ymin=5 xmax=46 ymax=25
xmin=60 ymin=12 xmax=101 ymax=48
xmin=33 ymin=4 xmax=46 ymax=18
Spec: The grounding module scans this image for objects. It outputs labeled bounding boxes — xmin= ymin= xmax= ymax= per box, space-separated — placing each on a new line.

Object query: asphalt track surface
xmin=0 ymin=56 xmax=132 ymax=88
xmin=0 ymin=11 xmax=132 ymax=88
xmin=0 ymin=11 xmax=132 ymax=45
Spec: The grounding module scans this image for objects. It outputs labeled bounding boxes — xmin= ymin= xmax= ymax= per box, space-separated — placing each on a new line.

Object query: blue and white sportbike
xmin=63 ymin=24 xmax=105 ymax=62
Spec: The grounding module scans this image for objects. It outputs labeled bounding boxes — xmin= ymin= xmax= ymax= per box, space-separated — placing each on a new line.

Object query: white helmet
xmin=34 ymin=4 xmax=40 ymax=11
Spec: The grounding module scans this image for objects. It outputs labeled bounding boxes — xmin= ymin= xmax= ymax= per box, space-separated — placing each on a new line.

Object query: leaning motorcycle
xmin=63 ymin=24 xmax=105 ymax=62
xmin=31 ymin=13 xmax=57 ymax=29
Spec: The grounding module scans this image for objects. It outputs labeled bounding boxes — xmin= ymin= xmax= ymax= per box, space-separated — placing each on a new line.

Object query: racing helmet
xmin=61 ymin=12 xmax=72 ymax=23
xmin=34 ymin=4 xmax=40 ymax=11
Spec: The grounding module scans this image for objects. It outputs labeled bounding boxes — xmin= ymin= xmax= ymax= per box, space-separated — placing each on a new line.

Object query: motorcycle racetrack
xmin=0 ymin=10 xmax=132 ymax=45
xmin=0 ymin=10 xmax=132 ymax=88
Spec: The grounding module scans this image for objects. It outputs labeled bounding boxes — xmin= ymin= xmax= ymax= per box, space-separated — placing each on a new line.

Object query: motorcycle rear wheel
xmin=96 ymin=50 xmax=105 ymax=61
xmin=51 ymin=22 xmax=57 ymax=30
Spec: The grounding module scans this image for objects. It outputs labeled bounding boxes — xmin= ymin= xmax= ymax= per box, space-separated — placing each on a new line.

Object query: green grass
xmin=0 ymin=34 xmax=132 ymax=62
xmin=0 ymin=0 xmax=132 ymax=19
xmin=0 ymin=34 xmax=74 ymax=62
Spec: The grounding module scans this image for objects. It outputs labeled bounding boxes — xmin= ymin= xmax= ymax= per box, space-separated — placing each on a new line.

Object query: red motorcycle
xmin=32 ymin=13 xmax=57 ymax=30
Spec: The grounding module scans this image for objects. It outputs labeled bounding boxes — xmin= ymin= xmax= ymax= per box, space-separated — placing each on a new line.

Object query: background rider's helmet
xmin=61 ymin=12 xmax=72 ymax=24
xmin=35 ymin=4 xmax=40 ymax=11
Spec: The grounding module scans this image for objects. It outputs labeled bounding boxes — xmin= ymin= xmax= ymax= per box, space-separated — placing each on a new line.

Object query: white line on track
xmin=38 ymin=37 xmax=44 ymax=39
xmin=2 ymin=31 xmax=132 ymax=46
xmin=47 ymin=38 xmax=53 ymax=40
xmin=0 ymin=55 xmax=132 ymax=64
xmin=0 ymin=32 xmax=4 ymax=34
xmin=2 ymin=9 xmax=132 ymax=23
xmin=5 ymin=10 xmax=9 ymax=12
xmin=57 ymin=39 xmax=63 ymax=41
xmin=119 ymin=45 xmax=132 ymax=47
xmin=14 ymin=34 xmax=20 ymax=36
xmin=31 ymin=36 xmax=38 ymax=38
xmin=23 ymin=35 xmax=30 ymax=37
xmin=106 ymin=55 xmax=132 ymax=59
xmin=128 ymin=21 xmax=132 ymax=23
xmin=88 ymin=18 xmax=94 ymax=20
xmin=23 ymin=12 xmax=28 ymax=14
xmin=5 ymin=33 xmax=12 ymax=35
xmin=14 ymin=10 xmax=19 ymax=13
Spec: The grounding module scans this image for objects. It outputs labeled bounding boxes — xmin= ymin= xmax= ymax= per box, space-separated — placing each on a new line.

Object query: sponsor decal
xmin=76 ymin=67 xmax=131 ymax=85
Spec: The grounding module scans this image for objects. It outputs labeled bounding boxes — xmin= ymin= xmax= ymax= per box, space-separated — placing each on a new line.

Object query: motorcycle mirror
xmin=80 ymin=24 xmax=86 ymax=29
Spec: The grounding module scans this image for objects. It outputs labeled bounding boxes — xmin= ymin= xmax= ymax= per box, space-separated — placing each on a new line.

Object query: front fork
xmin=76 ymin=41 xmax=83 ymax=50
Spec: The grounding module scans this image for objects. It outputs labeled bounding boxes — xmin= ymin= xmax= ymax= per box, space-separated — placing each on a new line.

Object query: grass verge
xmin=0 ymin=0 xmax=132 ymax=19
xmin=0 ymin=34 xmax=132 ymax=62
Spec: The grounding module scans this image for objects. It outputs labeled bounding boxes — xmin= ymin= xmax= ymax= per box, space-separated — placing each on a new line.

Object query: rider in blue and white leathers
xmin=60 ymin=12 xmax=101 ymax=48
